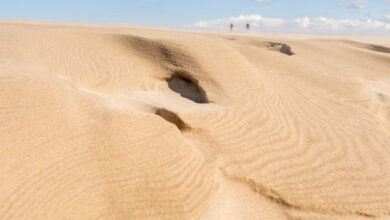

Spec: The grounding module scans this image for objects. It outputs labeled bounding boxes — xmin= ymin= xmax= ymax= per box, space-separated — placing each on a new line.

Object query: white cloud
xmin=385 ymin=14 xmax=390 ymax=20
xmin=192 ymin=14 xmax=390 ymax=34
xmin=294 ymin=17 xmax=311 ymax=28
xmin=339 ymin=0 xmax=368 ymax=9
xmin=253 ymin=0 xmax=271 ymax=2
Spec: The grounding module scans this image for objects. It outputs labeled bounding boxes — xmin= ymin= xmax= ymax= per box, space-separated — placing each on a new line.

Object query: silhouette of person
xmin=230 ymin=23 xmax=234 ymax=32
xmin=246 ymin=23 xmax=250 ymax=31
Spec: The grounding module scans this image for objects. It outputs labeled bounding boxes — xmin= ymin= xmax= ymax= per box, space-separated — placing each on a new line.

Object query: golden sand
xmin=0 ymin=20 xmax=390 ymax=219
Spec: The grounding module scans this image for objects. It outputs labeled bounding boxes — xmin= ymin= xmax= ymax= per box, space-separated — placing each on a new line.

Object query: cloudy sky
xmin=0 ymin=0 xmax=389 ymax=34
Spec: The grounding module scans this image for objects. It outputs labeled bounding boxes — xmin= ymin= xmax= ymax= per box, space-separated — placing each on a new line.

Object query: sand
xmin=0 ymin=20 xmax=390 ymax=220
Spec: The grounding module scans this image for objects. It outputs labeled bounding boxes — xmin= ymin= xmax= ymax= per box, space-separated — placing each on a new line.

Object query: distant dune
xmin=0 ymin=20 xmax=390 ymax=220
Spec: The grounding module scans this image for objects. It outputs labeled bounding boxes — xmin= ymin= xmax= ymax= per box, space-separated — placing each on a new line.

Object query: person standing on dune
xmin=230 ymin=23 xmax=234 ymax=32
xmin=246 ymin=23 xmax=250 ymax=31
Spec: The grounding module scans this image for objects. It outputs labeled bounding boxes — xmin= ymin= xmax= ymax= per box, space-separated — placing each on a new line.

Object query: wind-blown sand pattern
xmin=0 ymin=21 xmax=390 ymax=220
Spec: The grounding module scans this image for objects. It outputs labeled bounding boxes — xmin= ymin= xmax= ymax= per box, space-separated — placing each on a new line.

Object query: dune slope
xmin=0 ymin=21 xmax=390 ymax=219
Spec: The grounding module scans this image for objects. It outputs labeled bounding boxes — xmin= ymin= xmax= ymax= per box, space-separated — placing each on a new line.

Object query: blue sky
xmin=0 ymin=0 xmax=389 ymax=34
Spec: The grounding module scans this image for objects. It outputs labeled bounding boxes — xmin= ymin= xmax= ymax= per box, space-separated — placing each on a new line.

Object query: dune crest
xmin=1 ymin=21 xmax=390 ymax=219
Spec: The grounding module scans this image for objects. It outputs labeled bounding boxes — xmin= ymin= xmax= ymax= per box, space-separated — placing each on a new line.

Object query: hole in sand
xmin=367 ymin=44 xmax=390 ymax=54
xmin=268 ymin=42 xmax=294 ymax=56
xmin=167 ymin=72 xmax=209 ymax=103
xmin=155 ymin=108 xmax=188 ymax=130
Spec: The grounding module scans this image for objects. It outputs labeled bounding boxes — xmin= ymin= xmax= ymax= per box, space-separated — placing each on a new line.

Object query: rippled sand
xmin=1 ymin=20 xmax=390 ymax=219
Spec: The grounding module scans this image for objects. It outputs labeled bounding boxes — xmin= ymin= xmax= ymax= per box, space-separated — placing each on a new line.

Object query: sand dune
xmin=0 ymin=21 xmax=390 ymax=219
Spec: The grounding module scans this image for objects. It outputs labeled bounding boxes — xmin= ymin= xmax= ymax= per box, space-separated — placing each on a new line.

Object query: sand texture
xmin=1 ymin=21 xmax=390 ymax=219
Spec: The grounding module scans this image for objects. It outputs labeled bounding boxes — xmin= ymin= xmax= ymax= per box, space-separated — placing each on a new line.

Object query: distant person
xmin=230 ymin=23 xmax=234 ymax=32
xmin=246 ymin=23 xmax=250 ymax=31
